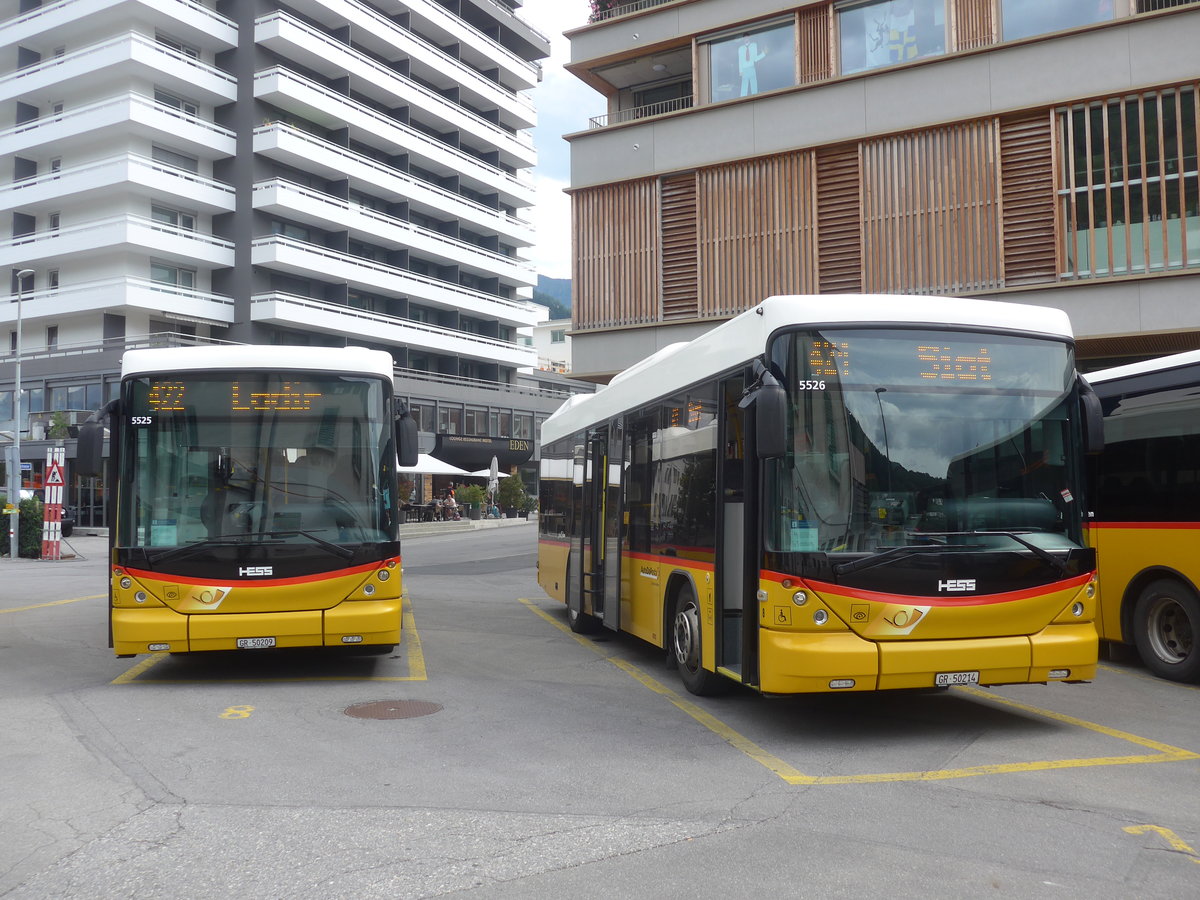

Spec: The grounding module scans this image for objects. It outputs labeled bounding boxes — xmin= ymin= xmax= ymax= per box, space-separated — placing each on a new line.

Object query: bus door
xmin=717 ymin=375 xmax=758 ymax=684
xmin=577 ymin=425 xmax=623 ymax=631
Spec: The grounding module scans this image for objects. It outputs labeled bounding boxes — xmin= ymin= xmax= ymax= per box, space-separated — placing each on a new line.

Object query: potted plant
xmin=456 ymin=483 xmax=486 ymax=520
xmin=497 ymin=474 xmax=527 ymax=518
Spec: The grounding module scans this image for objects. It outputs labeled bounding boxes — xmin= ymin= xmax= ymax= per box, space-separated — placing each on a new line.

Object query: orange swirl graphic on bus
xmin=875 ymin=606 xmax=931 ymax=636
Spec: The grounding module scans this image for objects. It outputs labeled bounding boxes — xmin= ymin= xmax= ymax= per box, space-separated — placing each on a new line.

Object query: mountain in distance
xmin=533 ymin=275 xmax=571 ymax=321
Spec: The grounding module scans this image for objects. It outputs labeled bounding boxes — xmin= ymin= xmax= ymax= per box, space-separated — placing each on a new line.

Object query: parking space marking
xmin=2 ymin=594 xmax=105 ymax=615
xmin=110 ymin=600 xmax=427 ymax=684
xmin=1123 ymin=825 xmax=1200 ymax=865
xmin=520 ymin=598 xmax=1200 ymax=785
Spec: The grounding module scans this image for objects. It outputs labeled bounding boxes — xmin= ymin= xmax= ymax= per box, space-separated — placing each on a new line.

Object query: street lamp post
xmin=9 ymin=268 xmax=34 ymax=560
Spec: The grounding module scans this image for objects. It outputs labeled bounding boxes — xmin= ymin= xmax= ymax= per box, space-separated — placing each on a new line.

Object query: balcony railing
xmin=589 ymin=94 xmax=692 ymax=128
xmin=588 ymin=0 xmax=680 ymax=24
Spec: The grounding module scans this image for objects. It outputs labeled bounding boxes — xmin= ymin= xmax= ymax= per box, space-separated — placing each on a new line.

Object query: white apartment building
xmin=1 ymin=0 xmax=582 ymax=518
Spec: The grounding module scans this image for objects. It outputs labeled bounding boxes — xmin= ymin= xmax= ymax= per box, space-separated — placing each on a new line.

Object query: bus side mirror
xmin=1079 ymin=377 xmax=1105 ymax=455
xmin=76 ymin=401 xmax=118 ymax=477
xmin=395 ymin=407 xmax=419 ymax=468
xmin=755 ymin=382 xmax=787 ymax=460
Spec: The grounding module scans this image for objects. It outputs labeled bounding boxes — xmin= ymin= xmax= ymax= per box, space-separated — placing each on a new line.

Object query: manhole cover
xmin=345 ymin=700 xmax=442 ymax=720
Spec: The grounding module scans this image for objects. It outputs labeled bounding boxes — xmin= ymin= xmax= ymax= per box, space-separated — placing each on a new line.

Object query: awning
xmin=429 ymin=434 xmax=534 ymax=472
xmin=398 ymin=453 xmax=488 ymax=477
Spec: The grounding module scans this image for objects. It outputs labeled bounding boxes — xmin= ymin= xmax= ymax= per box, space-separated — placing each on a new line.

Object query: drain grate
xmin=345 ymin=699 xmax=443 ymax=720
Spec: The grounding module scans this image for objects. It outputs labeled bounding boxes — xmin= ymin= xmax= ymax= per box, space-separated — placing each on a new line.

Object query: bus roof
xmin=542 ymin=294 xmax=1074 ymax=445
xmin=1086 ymin=348 xmax=1200 ymax=385
xmin=121 ymin=345 xmax=396 ymax=383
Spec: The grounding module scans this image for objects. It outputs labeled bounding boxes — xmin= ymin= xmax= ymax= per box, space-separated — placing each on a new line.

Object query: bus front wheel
xmin=672 ymin=585 xmax=722 ymax=696
xmin=1133 ymin=579 xmax=1200 ymax=682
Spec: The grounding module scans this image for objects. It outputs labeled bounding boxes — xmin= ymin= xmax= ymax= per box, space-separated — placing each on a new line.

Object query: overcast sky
xmin=521 ymin=0 xmax=601 ymax=280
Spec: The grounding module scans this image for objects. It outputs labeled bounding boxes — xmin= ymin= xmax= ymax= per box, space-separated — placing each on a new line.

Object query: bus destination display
xmin=145 ymin=380 xmax=324 ymax=413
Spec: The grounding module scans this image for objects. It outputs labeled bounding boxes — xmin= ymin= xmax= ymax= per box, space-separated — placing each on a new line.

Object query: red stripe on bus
xmin=1089 ymin=521 xmax=1200 ymax=529
xmin=121 ymin=559 xmax=394 ymax=588
xmin=761 ymin=570 xmax=1093 ymax=606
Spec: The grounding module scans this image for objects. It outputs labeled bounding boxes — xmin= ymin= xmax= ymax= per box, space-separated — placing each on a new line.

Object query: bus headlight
xmin=377 ymin=569 xmax=390 ymax=581
xmin=119 ymin=577 xmax=132 ymax=590
xmin=363 ymin=583 xmax=375 ymax=596
xmin=135 ymin=592 xmax=147 ymax=604
xmin=1071 ymin=602 xmax=1084 ymax=617
xmin=813 ymin=609 xmax=829 ymax=626
xmin=1086 ymin=580 xmax=1097 ymax=599
xmin=792 ymin=591 xmax=808 ymax=606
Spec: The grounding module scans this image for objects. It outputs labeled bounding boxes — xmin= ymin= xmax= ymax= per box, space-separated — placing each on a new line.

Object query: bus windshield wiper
xmin=971 ymin=530 xmax=1072 ymax=577
xmin=833 ymin=543 xmax=982 ymax=576
xmin=148 ymin=535 xmax=255 ymax=565
xmin=257 ymin=530 xmax=356 ymax=560
xmin=911 ymin=530 xmax=1073 ymax=577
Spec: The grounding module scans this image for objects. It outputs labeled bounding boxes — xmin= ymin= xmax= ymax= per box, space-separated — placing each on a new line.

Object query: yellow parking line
xmin=111 ymin=599 xmax=427 ymax=684
xmin=520 ymin=598 xmax=1200 ymax=785
xmin=2 ymin=594 xmax=105 ymax=614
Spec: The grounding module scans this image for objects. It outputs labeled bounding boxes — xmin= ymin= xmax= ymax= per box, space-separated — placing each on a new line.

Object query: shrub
xmin=456 ymin=484 xmax=487 ymax=507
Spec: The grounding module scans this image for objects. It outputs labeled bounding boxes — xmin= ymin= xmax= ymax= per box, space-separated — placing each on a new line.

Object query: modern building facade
xmin=564 ymin=0 xmax=1200 ymax=381
xmin=0 ymin=0 xmax=587 ymax=522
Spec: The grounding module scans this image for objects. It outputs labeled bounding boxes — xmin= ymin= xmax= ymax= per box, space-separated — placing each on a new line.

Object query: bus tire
xmin=565 ymin=565 xmax=601 ymax=635
xmin=1132 ymin=579 xmax=1200 ymax=683
xmin=671 ymin=584 xmax=722 ymax=696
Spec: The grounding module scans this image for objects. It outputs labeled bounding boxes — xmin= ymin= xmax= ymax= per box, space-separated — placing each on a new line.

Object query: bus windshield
xmin=119 ymin=371 xmax=396 ymax=556
xmin=766 ymin=328 xmax=1085 ymax=560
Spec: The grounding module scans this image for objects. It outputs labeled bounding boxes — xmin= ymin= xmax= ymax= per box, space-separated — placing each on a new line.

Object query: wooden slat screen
xmin=798 ymin=4 xmax=833 ymax=84
xmin=659 ymin=173 xmax=699 ymax=319
xmin=572 ymin=179 xmax=660 ymax=330
xmin=862 ymin=120 xmax=1002 ymax=294
xmin=696 ymin=152 xmax=818 ymax=318
xmin=953 ymin=0 xmax=996 ymax=51
xmin=999 ymin=112 xmax=1058 ymax=286
xmin=816 ymin=146 xmax=863 ymax=293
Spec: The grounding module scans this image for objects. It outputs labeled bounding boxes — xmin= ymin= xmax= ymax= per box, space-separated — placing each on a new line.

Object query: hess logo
xmin=239 ymin=566 xmax=274 ymax=577
xmin=938 ymin=579 xmax=976 ymax=593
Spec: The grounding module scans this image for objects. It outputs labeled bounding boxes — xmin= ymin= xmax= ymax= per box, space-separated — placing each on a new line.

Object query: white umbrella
xmin=487 ymin=456 xmax=499 ymax=504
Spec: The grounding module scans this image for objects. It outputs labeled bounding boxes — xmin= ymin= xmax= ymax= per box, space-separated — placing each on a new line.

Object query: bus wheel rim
xmin=1147 ymin=596 xmax=1193 ymax=665
xmin=673 ymin=598 xmax=701 ymax=673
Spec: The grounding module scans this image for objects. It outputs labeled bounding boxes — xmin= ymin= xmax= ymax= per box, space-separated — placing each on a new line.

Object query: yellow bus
xmin=538 ymin=295 xmax=1101 ymax=696
xmin=77 ymin=346 xmax=418 ymax=657
xmin=1087 ymin=349 xmax=1200 ymax=682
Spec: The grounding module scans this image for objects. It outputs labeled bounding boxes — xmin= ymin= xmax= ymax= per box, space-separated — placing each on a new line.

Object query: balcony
xmin=254 ymin=124 xmax=533 ymax=246
xmin=254 ymin=12 xmax=534 ymax=169
xmin=248 ymin=0 xmax=534 ymax=128
xmin=0 ymin=276 xmax=235 ymax=328
xmin=0 ymin=152 xmax=236 ymax=215
xmin=0 ymin=214 xmax=235 ymax=268
xmin=589 ymin=94 xmax=692 ymax=128
xmin=0 ymin=32 xmax=238 ymax=106
xmin=0 ymin=92 xmax=236 ymax=160
xmin=252 ymin=179 xmax=535 ymax=286
xmin=587 ymin=0 xmax=682 ymax=24
xmin=251 ymin=234 xmax=543 ymax=327
xmin=250 ymin=292 xmax=537 ymax=367
xmin=334 ymin=0 xmax=541 ymax=91
xmin=0 ymin=0 xmax=238 ymax=52
xmin=253 ymin=67 xmax=535 ymax=207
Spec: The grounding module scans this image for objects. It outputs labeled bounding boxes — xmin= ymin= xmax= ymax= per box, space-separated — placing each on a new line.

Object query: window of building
xmin=152 ymin=145 xmax=199 ymax=173
xmin=702 ymin=19 xmax=796 ymax=103
xmin=154 ymin=88 xmax=198 ymax=117
xmin=550 ymin=329 xmax=566 ymax=344
xmin=51 ymin=101 xmax=63 ymax=116
xmin=439 ymin=405 xmax=463 ymax=435
xmin=156 ymin=33 xmax=200 ymax=59
xmin=513 ymin=412 xmax=534 ymax=440
xmin=273 ymin=220 xmax=311 ymax=242
xmin=48 ymin=211 xmax=60 ymax=232
xmin=1000 ymin=0 xmax=1112 ymax=41
xmin=46 ymin=325 xmax=58 ymax=350
xmin=151 ymin=262 xmax=196 ymax=289
xmin=48 ymin=269 xmax=59 ymax=291
xmin=27 ymin=386 xmax=44 ymax=413
xmin=464 ymin=406 xmax=488 ymax=435
xmin=151 ymin=204 xmax=196 ymax=231
xmin=1060 ymin=86 xmax=1199 ymax=279
xmin=839 ymin=0 xmax=946 ymax=75
xmin=49 ymin=157 xmax=61 ymax=175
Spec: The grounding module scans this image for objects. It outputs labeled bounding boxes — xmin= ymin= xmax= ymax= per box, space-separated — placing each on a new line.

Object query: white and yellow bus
xmin=1087 ymin=349 xmax=1200 ymax=682
xmin=538 ymin=295 xmax=1101 ymax=696
xmin=78 ymin=345 xmax=418 ymax=657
